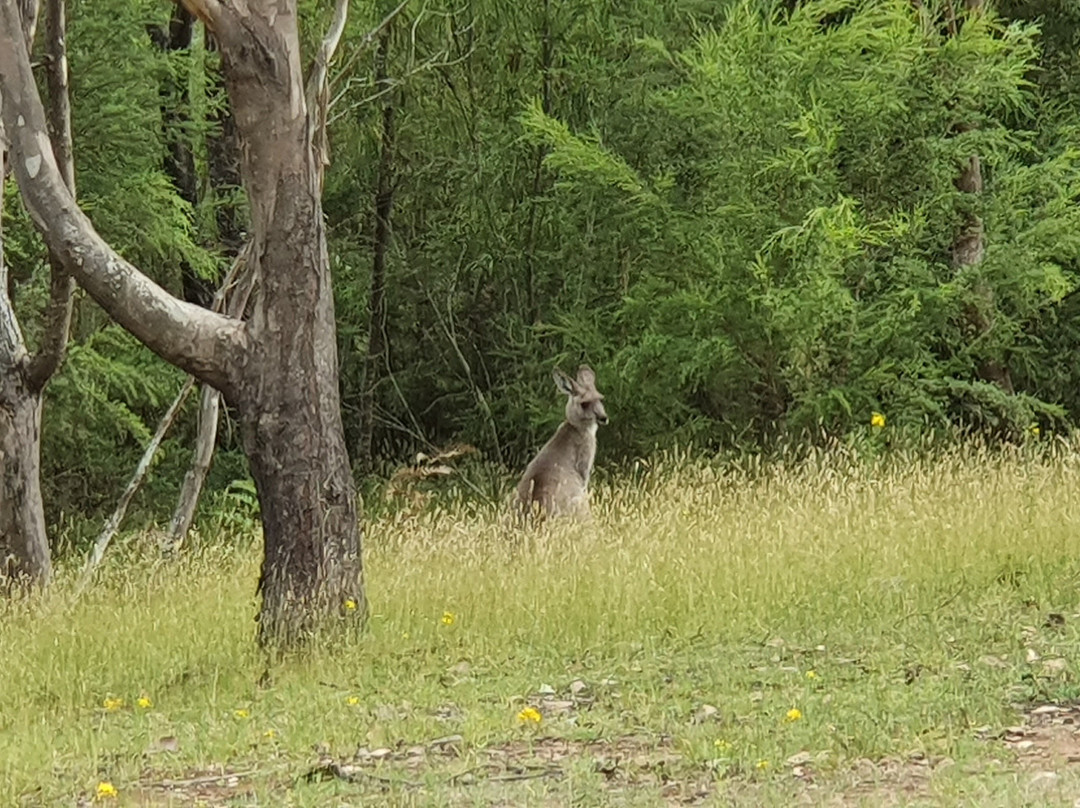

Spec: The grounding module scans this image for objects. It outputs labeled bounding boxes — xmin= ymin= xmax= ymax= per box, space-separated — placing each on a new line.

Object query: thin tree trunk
xmin=947 ymin=0 xmax=1012 ymax=393
xmin=166 ymin=382 xmax=219 ymax=548
xmin=357 ymin=28 xmax=395 ymax=475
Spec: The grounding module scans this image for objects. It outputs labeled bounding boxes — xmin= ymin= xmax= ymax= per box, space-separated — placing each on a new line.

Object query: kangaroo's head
xmin=554 ymin=365 xmax=608 ymax=430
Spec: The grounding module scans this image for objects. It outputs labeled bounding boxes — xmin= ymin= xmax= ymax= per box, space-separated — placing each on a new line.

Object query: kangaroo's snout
xmin=597 ymin=411 xmax=609 ymax=425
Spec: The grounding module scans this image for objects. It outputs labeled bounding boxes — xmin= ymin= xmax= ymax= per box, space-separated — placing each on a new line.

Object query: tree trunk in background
xmin=150 ymin=5 xmax=213 ymax=307
xmin=205 ymin=35 xmax=244 ymax=256
xmin=0 ymin=0 xmax=76 ymax=588
xmin=948 ymin=0 xmax=1013 ymax=394
xmin=357 ymin=29 xmax=395 ymax=475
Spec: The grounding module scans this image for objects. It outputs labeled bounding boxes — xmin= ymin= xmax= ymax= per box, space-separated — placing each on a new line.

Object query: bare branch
xmin=0 ymin=1 xmax=245 ymax=396
xmin=326 ymin=0 xmax=410 ymax=96
xmin=305 ymin=0 xmax=351 ymax=110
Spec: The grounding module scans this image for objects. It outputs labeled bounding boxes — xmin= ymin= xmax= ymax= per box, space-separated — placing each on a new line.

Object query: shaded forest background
xmin=4 ymin=0 xmax=1080 ymax=544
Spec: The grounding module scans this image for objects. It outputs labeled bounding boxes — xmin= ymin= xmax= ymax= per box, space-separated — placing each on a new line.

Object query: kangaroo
xmin=517 ymin=365 xmax=608 ymax=519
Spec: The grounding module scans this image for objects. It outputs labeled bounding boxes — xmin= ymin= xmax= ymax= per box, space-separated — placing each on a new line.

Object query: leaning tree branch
xmin=305 ymin=0 xmax=351 ymax=113
xmin=25 ymin=0 xmax=76 ymax=393
xmin=0 ymin=1 xmax=246 ymax=397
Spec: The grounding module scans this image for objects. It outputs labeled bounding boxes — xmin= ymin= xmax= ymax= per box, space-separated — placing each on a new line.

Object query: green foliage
xmin=519 ymin=0 xmax=1080 ymax=448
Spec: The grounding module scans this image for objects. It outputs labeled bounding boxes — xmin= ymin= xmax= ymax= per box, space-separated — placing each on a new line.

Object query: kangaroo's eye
xmin=581 ymin=401 xmax=591 ymax=409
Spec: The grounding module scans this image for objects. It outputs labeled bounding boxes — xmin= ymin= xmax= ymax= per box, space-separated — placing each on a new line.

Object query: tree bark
xmin=357 ymin=29 xmax=395 ymax=475
xmin=0 ymin=0 xmax=365 ymax=645
xmin=0 ymin=0 xmax=75 ymax=587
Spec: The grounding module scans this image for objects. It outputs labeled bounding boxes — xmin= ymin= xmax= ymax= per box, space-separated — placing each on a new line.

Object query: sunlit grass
xmin=4 ymin=442 xmax=1080 ymax=804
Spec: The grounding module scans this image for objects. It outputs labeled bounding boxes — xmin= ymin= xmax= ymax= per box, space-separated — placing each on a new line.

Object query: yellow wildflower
xmin=805 ymin=670 xmax=817 ymax=680
xmin=786 ymin=708 xmax=803 ymax=722
xmin=95 ymin=781 xmax=118 ymax=800
xmin=441 ymin=611 xmax=456 ymax=626
xmin=102 ymin=697 xmax=124 ymax=711
xmin=345 ymin=599 xmax=358 ymax=611
xmin=402 ymin=631 xmax=410 ymax=639
xmin=713 ymin=739 xmax=732 ymax=752
xmin=1030 ymin=424 xmax=1040 ymax=437
xmin=517 ymin=706 xmax=542 ymax=724
xmin=346 ymin=696 xmax=360 ymax=706
xmin=137 ymin=696 xmax=152 ymax=709
xmin=234 ymin=709 xmax=250 ymax=719
xmin=756 ymin=759 xmax=770 ymax=770
xmin=263 ymin=729 xmax=277 ymax=739
xmin=871 ymin=412 xmax=886 ymax=429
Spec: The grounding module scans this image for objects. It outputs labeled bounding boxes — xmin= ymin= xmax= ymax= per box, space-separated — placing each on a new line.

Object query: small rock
xmin=1026 ymin=648 xmax=1041 ymax=664
xmin=1043 ymin=659 xmax=1068 ymax=674
xmin=149 ymin=736 xmax=180 ymax=754
xmin=429 ymin=734 xmax=464 ymax=749
xmin=1030 ymin=771 xmax=1059 ymax=788
xmin=786 ymin=751 xmax=812 ymax=766
xmin=543 ymin=699 xmax=575 ymax=712
xmin=538 ymin=683 xmax=556 ymax=696
xmin=448 ymin=661 xmax=471 ymax=676
xmin=691 ymin=704 xmax=720 ymax=724
xmin=1032 ymin=705 xmax=1061 ymax=715
xmin=569 ymin=679 xmax=588 ymax=696
xmin=370 ymin=747 xmax=393 ymax=759
xmin=815 ymin=645 xmax=826 ymax=652
xmin=1012 ymin=740 xmax=1036 ymax=751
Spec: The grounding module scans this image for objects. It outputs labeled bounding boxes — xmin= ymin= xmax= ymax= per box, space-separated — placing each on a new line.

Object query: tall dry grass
xmin=3 ymin=442 xmax=1080 ymax=803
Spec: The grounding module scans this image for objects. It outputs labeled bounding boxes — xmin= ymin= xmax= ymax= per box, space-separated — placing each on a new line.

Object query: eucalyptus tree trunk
xmin=0 ymin=0 xmax=364 ymax=645
xmin=0 ymin=0 xmax=75 ymax=587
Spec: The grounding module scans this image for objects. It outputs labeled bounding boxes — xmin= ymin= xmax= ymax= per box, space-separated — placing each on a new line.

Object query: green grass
xmin=5 ymin=443 xmax=1080 ymax=805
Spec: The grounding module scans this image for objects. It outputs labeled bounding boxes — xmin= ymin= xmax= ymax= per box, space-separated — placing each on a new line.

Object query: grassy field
xmin=4 ymin=444 xmax=1080 ymax=806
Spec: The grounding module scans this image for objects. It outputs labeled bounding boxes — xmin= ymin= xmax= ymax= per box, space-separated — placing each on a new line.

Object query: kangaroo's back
xmin=517 ymin=366 xmax=607 ymax=519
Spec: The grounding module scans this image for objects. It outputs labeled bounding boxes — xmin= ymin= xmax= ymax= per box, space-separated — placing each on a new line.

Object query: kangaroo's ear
xmin=553 ymin=368 xmax=578 ymax=396
xmin=576 ymin=365 xmax=596 ymax=388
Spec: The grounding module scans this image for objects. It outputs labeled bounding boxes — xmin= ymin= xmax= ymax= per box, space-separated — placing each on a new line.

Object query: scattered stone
xmin=429 ymin=734 xmax=464 ymax=749
xmin=786 ymin=751 xmax=812 ymax=766
xmin=691 ymin=704 xmax=720 ymax=724
xmin=1026 ymin=648 xmax=1041 ymax=664
xmin=370 ymin=747 xmax=393 ymax=759
xmin=569 ymin=679 xmax=589 ymax=696
xmin=1029 ymin=771 xmax=1060 ymax=788
xmin=149 ymin=736 xmax=180 ymax=754
xmin=1043 ymin=659 xmax=1068 ymax=674
xmin=538 ymin=684 xmax=557 ymax=696
xmin=1032 ymin=705 xmax=1061 ymax=716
